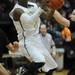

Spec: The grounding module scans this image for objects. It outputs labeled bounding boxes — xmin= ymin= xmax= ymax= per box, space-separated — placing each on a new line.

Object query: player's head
xmin=18 ymin=0 xmax=28 ymax=3
xmin=40 ymin=24 xmax=47 ymax=36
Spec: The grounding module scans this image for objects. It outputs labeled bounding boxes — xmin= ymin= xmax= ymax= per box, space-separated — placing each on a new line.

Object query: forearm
xmin=41 ymin=9 xmax=55 ymax=20
xmin=6 ymin=43 xmax=14 ymax=52
xmin=53 ymin=10 xmax=70 ymax=27
xmin=0 ymin=64 xmax=9 ymax=75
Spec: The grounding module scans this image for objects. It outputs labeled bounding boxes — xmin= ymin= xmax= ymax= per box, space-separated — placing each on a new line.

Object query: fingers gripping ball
xmin=47 ymin=0 xmax=64 ymax=9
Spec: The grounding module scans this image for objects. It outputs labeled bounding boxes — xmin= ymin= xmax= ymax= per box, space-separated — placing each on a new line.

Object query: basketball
xmin=47 ymin=0 xmax=64 ymax=10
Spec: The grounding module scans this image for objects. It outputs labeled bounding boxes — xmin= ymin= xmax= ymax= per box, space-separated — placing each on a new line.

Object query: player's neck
xmin=18 ymin=2 xmax=28 ymax=7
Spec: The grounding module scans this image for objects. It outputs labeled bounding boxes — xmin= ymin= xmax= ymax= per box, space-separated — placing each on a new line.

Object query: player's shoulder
xmin=47 ymin=33 xmax=52 ymax=38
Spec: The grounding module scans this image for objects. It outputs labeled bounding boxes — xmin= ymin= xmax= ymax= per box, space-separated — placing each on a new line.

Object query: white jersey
xmin=9 ymin=2 xmax=42 ymax=39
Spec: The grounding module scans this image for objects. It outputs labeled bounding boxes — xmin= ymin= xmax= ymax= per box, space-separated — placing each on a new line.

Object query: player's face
xmin=40 ymin=26 xmax=47 ymax=36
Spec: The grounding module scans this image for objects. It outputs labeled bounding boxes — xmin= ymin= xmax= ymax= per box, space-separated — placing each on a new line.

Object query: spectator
xmin=57 ymin=9 xmax=75 ymax=75
xmin=67 ymin=10 xmax=75 ymax=75
xmin=39 ymin=24 xmax=57 ymax=75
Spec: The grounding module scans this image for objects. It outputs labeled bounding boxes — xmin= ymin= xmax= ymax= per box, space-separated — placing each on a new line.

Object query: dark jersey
xmin=0 ymin=0 xmax=18 ymax=54
xmin=0 ymin=28 xmax=9 ymax=57
xmin=69 ymin=21 xmax=75 ymax=33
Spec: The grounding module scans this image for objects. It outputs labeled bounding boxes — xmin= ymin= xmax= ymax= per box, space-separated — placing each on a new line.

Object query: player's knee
xmin=39 ymin=56 xmax=45 ymax=63
xmin=32 ymin=53 xmax=45 ymax=63
xmin=29 ymin=62 xmax=45 ymax=72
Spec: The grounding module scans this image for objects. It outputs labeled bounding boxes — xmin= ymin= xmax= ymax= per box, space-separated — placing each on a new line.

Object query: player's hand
xmin=6 ymin=43 xmax=17 ymax=53
xmin=13 ymin=41 xmax=19 ymax=50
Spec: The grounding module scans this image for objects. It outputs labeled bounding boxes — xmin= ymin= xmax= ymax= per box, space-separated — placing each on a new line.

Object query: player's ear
xmin=13 ymin=8 xmax=24 ymax=21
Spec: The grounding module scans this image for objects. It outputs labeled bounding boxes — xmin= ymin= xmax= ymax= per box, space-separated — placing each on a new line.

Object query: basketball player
xmin=9 ymin=0 xmax=67 ymax=75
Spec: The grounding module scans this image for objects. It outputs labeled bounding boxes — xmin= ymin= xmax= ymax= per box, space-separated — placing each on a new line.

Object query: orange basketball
xmin=47 ymin=0 xmax=64 ymax=10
